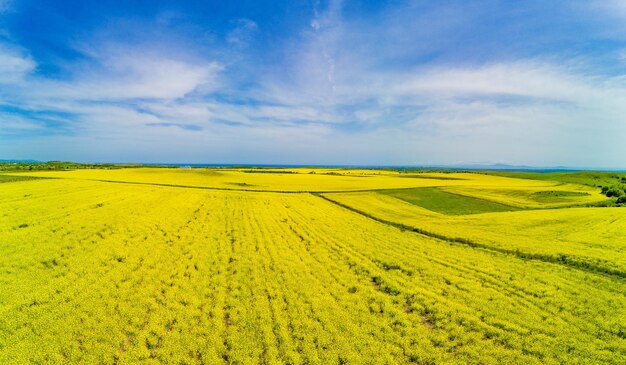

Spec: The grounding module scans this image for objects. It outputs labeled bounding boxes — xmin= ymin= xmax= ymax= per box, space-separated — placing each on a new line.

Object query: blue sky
xmin=1 ymin=0 xmax=625 ymax=167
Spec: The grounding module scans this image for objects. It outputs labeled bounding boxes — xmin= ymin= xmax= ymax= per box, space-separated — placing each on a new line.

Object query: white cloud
xmin=74 ymin=57 xmax=221 ymax=100
xmin=4 ymin=48 xmax=223 ymax=104
xmin=0 ymin=43 xmax=35 ymax=83
xmin=392 ymin=61 xmax=626 ymax=105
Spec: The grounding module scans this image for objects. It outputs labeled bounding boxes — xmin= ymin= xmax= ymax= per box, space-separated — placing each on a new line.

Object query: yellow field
xmin=9 ymin=168 xmax=608 ymax=197
xmin=325 ymin=192 xmax=626 ymax=275
xmin=439 ymin=184 xmax=604 ymax=208
xmin=0 ymin=169 xmax=624 ymax=364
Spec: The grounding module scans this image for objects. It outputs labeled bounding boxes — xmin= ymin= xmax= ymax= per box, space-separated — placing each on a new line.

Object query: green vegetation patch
xmin=0 ymin=175 xmax=43 ymax=183
xmin=0 ymin=161 xmax=130 ymax=172
xmin=530 ymin=190 xmax=590 ymax=203
xmin=380 ymin=187 xmax=520 ymax=215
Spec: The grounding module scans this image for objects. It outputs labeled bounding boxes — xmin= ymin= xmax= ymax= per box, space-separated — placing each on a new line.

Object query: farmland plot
xmin=324 ymin=192 xmax=626 ymax=276
xmin=0 ymin=172 xmax=624 ymax=364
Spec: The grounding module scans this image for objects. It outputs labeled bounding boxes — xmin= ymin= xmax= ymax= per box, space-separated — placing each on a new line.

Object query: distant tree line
xmin=0 ymin=161 xmax=137 ymax=171
xmin=600 ymin=177 xmax=626 ymax=205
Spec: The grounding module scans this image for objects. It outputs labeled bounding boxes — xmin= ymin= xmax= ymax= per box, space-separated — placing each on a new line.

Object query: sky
xmin=1 ymin=0 xmax=625 ymax=167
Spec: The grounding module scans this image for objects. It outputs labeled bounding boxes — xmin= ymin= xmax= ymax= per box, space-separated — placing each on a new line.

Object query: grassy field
xmin=379 ymin=187 xmax=519 ymax=215
xmin=0 ymin=168 xmax=624 ymax=364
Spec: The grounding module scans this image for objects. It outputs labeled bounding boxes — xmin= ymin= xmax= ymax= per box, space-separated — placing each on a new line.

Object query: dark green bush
xmin=605 ymin=186 xmax=625 ymax=198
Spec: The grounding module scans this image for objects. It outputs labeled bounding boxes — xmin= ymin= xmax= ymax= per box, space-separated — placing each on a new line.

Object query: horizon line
xmin=2 ymin=160 xmax=626 ymax=172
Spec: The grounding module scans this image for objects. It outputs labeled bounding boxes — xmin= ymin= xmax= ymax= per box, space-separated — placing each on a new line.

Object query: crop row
xmin=0 ymin=179 xmax=624 ymax=364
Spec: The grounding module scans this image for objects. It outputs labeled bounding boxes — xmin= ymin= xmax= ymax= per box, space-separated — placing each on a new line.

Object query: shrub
xmin=605 ymin=186 xmax=625 ymax=198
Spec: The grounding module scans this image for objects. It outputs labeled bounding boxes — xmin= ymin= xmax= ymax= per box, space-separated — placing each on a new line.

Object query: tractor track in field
xmin=312 ymin=193 xmax=626 ymax=280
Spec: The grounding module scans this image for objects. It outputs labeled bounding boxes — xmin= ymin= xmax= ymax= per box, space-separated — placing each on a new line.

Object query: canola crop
xmin=0 ymin=171 xmax=624 ymax=364
xmin=7 ymin=168 xmax=608 ymax=196
xmin=325 ymin=191 xmax=626 ymax=276
xmin=439 ymin=184 xmax=604 ymax=209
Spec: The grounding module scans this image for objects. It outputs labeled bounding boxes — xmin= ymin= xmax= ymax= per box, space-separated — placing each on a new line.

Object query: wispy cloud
xmin=227 ymin=19 xmax=258 ymax=48
xmin=0 ymin=43 xmax=35 ymax=83
xmin=33 ymin=45 xmax=222 ymax=100
xmin=145 ymin=122 xmax=202 ymax=131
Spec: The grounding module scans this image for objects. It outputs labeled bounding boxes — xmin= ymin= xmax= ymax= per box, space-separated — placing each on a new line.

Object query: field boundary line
xmin=312 ymin=193 xmax=626 ymax=280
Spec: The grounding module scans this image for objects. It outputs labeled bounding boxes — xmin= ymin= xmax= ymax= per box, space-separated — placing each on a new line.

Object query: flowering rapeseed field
xmin=0 ymin=169 xmax=623 ymax=364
